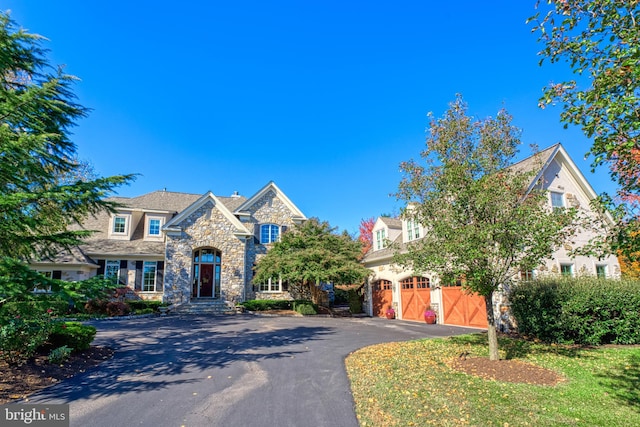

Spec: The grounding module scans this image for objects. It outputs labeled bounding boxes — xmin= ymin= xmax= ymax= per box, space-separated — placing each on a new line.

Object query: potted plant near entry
xmin=385 ymin=306 xmax=395 ymax=319
xmin=424 ymin=307 xmax=437 ymax=324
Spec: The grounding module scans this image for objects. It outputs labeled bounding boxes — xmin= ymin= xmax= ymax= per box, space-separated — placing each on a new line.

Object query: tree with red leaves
xmin=358 ymin=217 xmax=375 ymax=259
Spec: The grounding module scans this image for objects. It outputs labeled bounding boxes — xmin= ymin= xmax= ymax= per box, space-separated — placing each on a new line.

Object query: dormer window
xmin=260 ymin=224 xmax=280 ymax=244
xmin=375 ymin=229 xmax=386 ymax=250
xmin=407 ymin=219 xmax=421 ymax=241
xmin=149 ymin=218 xmax=161 ymax=236
xmin=113 ymin=216 xmax=127 ymax=234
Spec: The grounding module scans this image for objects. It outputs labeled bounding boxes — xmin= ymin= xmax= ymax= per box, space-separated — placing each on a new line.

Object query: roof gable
xmin=163 ymin=192 xmax=252 ymax=237
xmin=234 ymin=181 xmax=307 ymax=222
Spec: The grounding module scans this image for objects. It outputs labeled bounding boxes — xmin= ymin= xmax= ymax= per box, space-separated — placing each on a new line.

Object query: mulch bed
xmin=450 ymin=357 xmax=564 ymax=386
xmin=0 ymin=346 xmax=114 ymax=404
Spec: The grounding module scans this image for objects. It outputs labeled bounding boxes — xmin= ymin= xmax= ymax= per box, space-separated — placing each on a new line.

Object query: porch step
xmin=172 ymin=300 xmax=238 ymax=315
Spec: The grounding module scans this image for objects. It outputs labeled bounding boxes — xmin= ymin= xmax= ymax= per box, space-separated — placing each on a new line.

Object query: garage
xmin=441 ymin=286 xmax=487 ymax=328
xmin=371 ymin=279 xmax=393 ymax=317
xmin=399 ymin=276 xmax=431 ymax=321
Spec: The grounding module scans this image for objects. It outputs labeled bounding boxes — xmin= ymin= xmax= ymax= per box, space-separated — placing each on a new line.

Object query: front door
xmin=199 ymin=264 xmax=214 ymax=297
xmin=192 ymin=248 xmax=222 ymax=299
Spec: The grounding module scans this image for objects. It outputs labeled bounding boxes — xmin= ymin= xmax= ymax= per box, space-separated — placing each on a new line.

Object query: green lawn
xmin=345 ymin=334 xmax=640 ymax=427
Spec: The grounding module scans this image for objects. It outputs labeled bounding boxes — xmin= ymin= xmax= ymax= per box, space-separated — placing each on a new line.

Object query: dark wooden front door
xmin=199 ymin=264 xmax=214 ymax=298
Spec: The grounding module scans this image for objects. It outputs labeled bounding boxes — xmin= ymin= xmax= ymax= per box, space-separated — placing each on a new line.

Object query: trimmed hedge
xmin=510 ymin=278 xmax=640 ymax=345
xmin=127 ymin=300 xmax=164 ymax=311
xmin=241 ymin=299 xmax=317 ymax=314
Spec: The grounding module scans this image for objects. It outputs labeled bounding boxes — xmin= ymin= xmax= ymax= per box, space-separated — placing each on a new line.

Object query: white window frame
xmin=142 ymin=261 xmax=157 ymax=292
xmin=105 ymin=260 xmax=120 ymax=283
xmin=596 ymin=264 xmax=607 ymax=279
xmin=550 ymin=191 xmax=565 ymax=210
xmin=260 ymin=224 xmax=280 ymax=244
xmin=560 ymin=263 xmax=574 ymax=277
xmin=112 ymin=215 xmax=128 ymax=234
xmin=375 ymin=229 xmax=386 ymax=250
xmin=33 ymin=271 xmax=53 ymax=293
xmin=146 ymin=217 xmax=163 ymax=237
xmin=258 ymin=277 xmax=285 ymax=292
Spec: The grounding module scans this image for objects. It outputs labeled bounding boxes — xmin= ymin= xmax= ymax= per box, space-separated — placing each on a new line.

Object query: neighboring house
xmin=362 ymin=144 xmax=621 ymax=327
xmin=30 ymin=181 xmax=307 ymax=306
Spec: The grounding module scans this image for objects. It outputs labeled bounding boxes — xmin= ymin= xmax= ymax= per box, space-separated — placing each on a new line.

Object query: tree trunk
xmin=485 ymin=290 xmax=499 ymax=361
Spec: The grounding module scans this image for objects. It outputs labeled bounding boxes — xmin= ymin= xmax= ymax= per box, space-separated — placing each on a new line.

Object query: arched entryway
xmin=192 ymin=248 xmax=221 ymax=299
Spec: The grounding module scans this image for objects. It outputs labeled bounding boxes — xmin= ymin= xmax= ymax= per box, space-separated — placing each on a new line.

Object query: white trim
xmin=234 ymin=181 xmax=307 ymax=222
xmin=163 ymin=192 xmax=252 ymax=237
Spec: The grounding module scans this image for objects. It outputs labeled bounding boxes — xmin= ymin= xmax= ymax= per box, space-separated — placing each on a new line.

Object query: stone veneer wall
xmin=243 ymin=189 xmax=299 ymax=301
xmin=163 ymin=201 xmax=247 ymax=305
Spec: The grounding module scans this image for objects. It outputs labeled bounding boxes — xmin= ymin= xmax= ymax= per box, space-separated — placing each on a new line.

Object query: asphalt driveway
xmin=25 ymin=314 xmax=480 ymax=427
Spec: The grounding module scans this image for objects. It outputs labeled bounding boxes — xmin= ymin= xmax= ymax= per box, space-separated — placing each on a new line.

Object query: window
xmin=33 ymin=271 xmax=53 ymax=293
xmin=407 ymin=220 xmax=420 ymax=241
xmin=596 ymin=265 xmax=607 ymax=279
xmin=374 ymin=280 xmax=392 ymax=291
xmin=520 ymin=270 xmax=534 ymax=281
xmin=260 ymin=224 xmax=280 ymax=244
xmin=148 ymin=218 xmax=161 ymax=236
xmin=113 ymin=216 xmax=127 ymax=233
xmin=105 ymin=260 xmax=120 ymax=284
xmin=400 ymin=276 xmax=430 ymax=289
xmin=258 ymin=277 xmax=288 ymax=292
xmin=375 ymin=229 xmax=386 ymax=250
xmin=560 ymin=263 xmax=573 ymax=277
xmin=143 ymin=261 xmax=157 ymax=292
xmin=550 ymin=192 xmax=564 ymax=210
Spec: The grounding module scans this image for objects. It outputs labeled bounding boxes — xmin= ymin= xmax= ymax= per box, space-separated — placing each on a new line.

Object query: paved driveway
xmin=26 ymin=314 xmax=479 ymax=427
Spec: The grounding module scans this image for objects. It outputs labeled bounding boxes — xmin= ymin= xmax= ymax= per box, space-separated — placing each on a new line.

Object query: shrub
xmin=48 ymin=345 xmax=72 ymax=365
xmin=0 ymin=300 xmax=71 ymax=321
xmin=510 ymin=278 xmax=640 ymax=345
xmin=127 ymin=300 xmax=163 ymax=311
xmin=333 ymin=288 xmax=350 ymax=305
xmin=348 ymin=289 xmax=363 ymax=314
xmin=294 ymin=303 xmax=317 ymax=315
xmin=133 ymin=308 xmax=155 ymax=315
xmin=241 ymin=299 xmax=293 ymax=311
xmin=84 ymin=299 xmax=108 ymax=315
xmin=48 ymin=321 xmax=96 ymax=351
xmin=0 ymin=313 xmax=53 ymax=365
xmin=106 ymin=301 xmax=131 ymax=316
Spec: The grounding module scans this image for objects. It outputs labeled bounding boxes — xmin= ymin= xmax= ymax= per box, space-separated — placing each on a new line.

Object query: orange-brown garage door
xmin=372 ymin=280 xmax=393 ymax=317
xmin=442 ymin=287 xmax=487 ymax=328
xmin=400 ymin=276 xmax=431 ymax=321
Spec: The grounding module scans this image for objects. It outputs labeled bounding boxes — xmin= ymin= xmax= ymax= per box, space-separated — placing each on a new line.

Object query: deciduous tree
xmin=395 ymin=96 xmax=576 ymax=360
xmin=358 ymin=217 xmax=375 ymax=258
xmin=529 ymin=0 xmax=640 ymax=256
xmin=253 ymin=218 xmax=370 ymax=305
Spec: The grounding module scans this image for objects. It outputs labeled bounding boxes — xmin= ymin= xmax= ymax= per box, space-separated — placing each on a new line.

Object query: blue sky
xmin=5 ymin=1 xmax=614 ymax=235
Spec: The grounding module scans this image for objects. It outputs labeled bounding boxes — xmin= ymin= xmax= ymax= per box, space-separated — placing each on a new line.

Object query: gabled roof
xmin=380 ymin=217 xmax=402 ymax=229
xmin=163 ymin=192 xmax=252 ymax=237
xmin=362 ymin=143 xmax=605 ymax=264
xmin=234 ymin=181 xmax=307 ymax=222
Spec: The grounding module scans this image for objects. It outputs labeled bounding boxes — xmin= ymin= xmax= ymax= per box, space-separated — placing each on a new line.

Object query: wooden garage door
xmin=442 ymin=287 xmax=487 ymax=328
xmin=372 ymin=280 xmax=393 ymax=317
xmin=400 ymin=276 xmax=431 ymax=321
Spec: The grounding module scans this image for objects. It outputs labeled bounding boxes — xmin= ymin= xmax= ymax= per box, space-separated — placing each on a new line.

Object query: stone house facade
xmin=31 ymin=182 xmax=306 ymax=305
